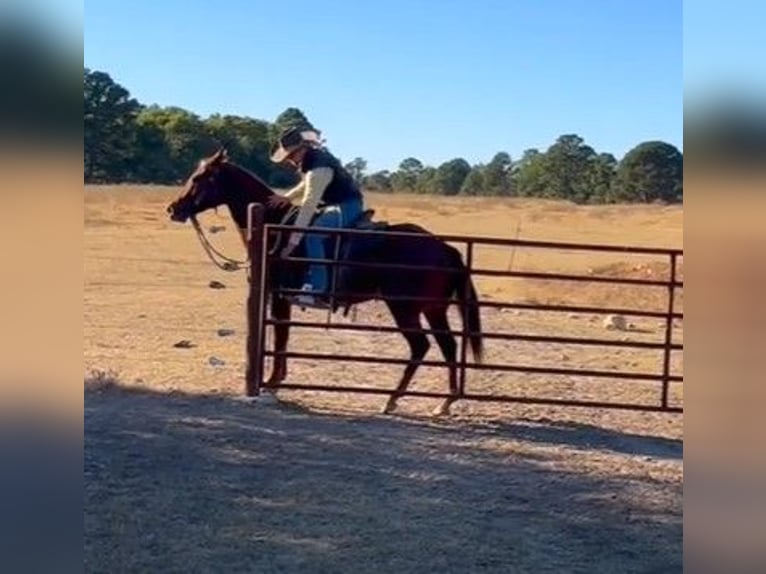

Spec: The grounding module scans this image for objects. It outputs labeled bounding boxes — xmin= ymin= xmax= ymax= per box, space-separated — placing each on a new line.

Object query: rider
xmin=268 ymin=126 xmax=365 ymax=307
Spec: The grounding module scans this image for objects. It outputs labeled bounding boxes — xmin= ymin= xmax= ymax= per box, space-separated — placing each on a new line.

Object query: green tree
xmin=138 ymin=105 xmax=216 ymax=180
xmin=390 ymin=157 xmax=424 ymax=192
xmin=204 ymin=114 xmax=273 ymax=178
xmin=363 ymin=170 xmax=392 ymax=192
xmin=513 ymin=149 xmax=548 ymax=197
xmin=434 ymin=158 xmax=471 ymax=195
xmin=541 ymin=134 xmax=598 ymax=202
xmin=614 ymin=141 xmax=683 ymax=203
xmin=132 ymin=113 xmax=173 ymax=183
xmin=586 ymin=153 xmax=617 ymax=203
xmin=84 ymin=69 xmax=141 ymax=182
xmin=484 ymin=151 xmax=514 ymax=195
xmin=460 ymin=165 xmax=485 ymax=195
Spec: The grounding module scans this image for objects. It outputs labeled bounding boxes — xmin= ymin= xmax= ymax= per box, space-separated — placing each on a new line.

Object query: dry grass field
xmin=85 ymin=185 xmax=683 ymax=573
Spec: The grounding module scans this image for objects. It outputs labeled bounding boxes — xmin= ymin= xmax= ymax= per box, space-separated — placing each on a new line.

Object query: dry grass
xmin=84 ymin=185 xmax=683 ymax=572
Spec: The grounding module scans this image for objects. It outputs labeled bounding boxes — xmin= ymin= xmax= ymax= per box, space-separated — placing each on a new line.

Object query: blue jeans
xmin=304 ymin=197 xmax=364 ymax=293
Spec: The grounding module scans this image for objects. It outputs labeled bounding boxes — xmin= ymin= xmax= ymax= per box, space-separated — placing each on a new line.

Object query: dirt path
xmin=85 ymin=385 xmax=682 ymax=573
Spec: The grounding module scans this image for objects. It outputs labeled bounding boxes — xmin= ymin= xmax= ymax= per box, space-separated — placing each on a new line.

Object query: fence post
xmin=245 ymin=203 xmax=266 ymax=397
xmin=661 ymin=252 xmax=678 ymax=409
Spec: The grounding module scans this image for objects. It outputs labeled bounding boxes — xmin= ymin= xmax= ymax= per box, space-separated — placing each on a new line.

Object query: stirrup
xmin=293 ymin=284 xmax=331 ymax=310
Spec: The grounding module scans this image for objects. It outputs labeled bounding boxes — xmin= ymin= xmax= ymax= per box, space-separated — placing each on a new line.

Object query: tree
xmin=541 ymin=134 xmax=598 ymax=202
xmin=363 ymin=170 xmax=392 ymax=192
xmin=344 ymin=157 xmax=367 ymax=185
xmin=138 ymin=105 xmax=215 ymax=180
xmin=390 ymin=157 xmax=424 ymax=192
xmin=614 ymin=141 xmax=683 ymax=203
xmin=81 ymin=66 xmax=684 ymax=204
xmin=513 ymin=149 xmax=548 ymax=197
xmin=132 ymin=113 xmax=173 ymax=183
xmin=460 ymin=165 xmax=485 ymax=195
xmin=434 ymin=158 xmax=472 ymax=195
xmin=84 ymin=69 xmax=141 ymax=182
xmin=586 ymin=153 xmax=617 ymax=203
xmin=483 ymin=151 xmax=514 ymax=195
xmin=204 ymin=114 xmax=273 ymax=178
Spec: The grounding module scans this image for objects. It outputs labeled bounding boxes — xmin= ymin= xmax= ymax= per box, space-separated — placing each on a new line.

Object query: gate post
xmin=245 ymin=203 xmax=266 ymax=397
xmin=458 ymin=240 xmax=475 ymax=397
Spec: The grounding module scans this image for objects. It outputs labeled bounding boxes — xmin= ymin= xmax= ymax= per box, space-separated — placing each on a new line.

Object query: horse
xmin=166 ymin=147 xmax=484 ymax=415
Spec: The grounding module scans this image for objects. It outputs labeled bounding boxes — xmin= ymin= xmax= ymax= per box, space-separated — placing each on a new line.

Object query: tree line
xmin=85 ymin=68 xmax=683 ymax=203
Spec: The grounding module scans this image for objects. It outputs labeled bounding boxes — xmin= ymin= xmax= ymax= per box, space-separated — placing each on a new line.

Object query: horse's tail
xmin=446 ymin=245 xmax=484 ymax=363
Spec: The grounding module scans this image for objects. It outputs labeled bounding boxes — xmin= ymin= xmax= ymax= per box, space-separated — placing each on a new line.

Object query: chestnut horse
xmin=166 ymin=148 xmax=483 ymax=415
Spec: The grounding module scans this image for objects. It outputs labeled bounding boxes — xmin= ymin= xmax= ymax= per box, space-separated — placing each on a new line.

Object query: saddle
xmin=348 ymin=208 xmax=387 ymax=231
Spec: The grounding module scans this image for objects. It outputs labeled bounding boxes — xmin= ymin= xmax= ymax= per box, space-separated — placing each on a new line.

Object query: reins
xmin=189 ymin=204 xmax=299 ymax=272
xmin=191 ymin=216 xmax=248 ymax=272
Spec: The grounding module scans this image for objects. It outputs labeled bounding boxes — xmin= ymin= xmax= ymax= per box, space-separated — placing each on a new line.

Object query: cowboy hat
xmin=270 ymin=126 xmax=323 ymax=163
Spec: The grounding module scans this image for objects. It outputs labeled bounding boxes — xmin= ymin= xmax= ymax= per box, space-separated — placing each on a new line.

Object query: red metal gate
xmin=244 ymin=204 xmax=683 ymax=413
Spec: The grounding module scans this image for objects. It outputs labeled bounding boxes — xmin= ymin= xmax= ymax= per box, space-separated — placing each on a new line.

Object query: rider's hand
xmin=267 ymin=194 xmax=292 ymax=208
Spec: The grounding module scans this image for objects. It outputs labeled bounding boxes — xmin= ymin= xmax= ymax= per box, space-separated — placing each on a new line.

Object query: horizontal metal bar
xmin=265 ymin=319 xmax=683 ymax=350
xmin=263 ymin=223 xmax=683 ymax=256
xmin=271 ymin=287 xmax=683 ymax=319
xmin=270 ymin=256 xmax=682 ymax=288
xmin=471 ymin=268 xmax=682 ymax=288
xmin=261 ymin=382 xmax=682 ymax=413
xmin=265 ymin=350 xmax=683 ymax=382
xmin=479 ymin=300 xmax=684 ymax=320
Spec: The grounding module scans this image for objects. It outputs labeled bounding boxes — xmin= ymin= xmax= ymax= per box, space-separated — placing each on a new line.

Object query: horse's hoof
xmin=432 ymin=403 xmax=452 ymax=417
xmin=382 ymin=400 xmax=397 ymax=415
xmin=265 ymin=375 xmax=285 ymax=387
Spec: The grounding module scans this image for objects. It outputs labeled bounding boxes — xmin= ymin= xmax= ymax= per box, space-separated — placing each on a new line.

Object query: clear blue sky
xmin=85 ymin=0 xmax=682 ymax=172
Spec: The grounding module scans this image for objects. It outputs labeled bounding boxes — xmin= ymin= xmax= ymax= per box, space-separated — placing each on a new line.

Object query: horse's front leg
xmin=266 ymin=295 xmax=291 ymax=386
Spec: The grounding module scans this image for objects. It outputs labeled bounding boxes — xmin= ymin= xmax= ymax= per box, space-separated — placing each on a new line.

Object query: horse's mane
xmin=222 ymin=160 xmax=277 ymax=195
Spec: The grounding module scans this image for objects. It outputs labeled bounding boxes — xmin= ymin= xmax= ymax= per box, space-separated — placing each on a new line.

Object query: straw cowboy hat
xmin=270 ymin=126 xmax=323 ymax=163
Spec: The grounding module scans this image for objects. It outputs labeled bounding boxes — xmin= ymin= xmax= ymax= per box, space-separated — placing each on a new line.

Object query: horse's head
xmin=166 ymin=147 xmax=231 ymax=223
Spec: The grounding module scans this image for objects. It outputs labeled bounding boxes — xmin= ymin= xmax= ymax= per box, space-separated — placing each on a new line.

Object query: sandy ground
xmin=84 ymin=186 xmax=683 ymax=572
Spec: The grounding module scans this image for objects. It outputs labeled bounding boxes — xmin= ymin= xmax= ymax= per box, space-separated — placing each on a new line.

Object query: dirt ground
xmin=84 ymin=186 xmax=683 ymax=573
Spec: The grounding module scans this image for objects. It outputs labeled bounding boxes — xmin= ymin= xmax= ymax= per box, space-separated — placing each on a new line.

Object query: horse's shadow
xmin=265 ymin=391 xmax=682 ymax=460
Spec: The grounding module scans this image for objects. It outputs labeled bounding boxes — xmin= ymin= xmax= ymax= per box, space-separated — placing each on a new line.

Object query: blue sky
xmin=85 ymin=0 xmax=682 ymax=172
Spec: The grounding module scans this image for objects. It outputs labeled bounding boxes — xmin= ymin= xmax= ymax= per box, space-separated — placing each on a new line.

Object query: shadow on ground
xmin=85 ymin=385 xmax=682 ymax=574
xmin=468 ymin=416 xmax=682 ymax=460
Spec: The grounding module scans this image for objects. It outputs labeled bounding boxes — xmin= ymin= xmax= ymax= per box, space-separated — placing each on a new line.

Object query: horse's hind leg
xmin=382 ymin=303 xmax=430 ymax=415
xmin=424 ymin=307 xmax=458 ymax=416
